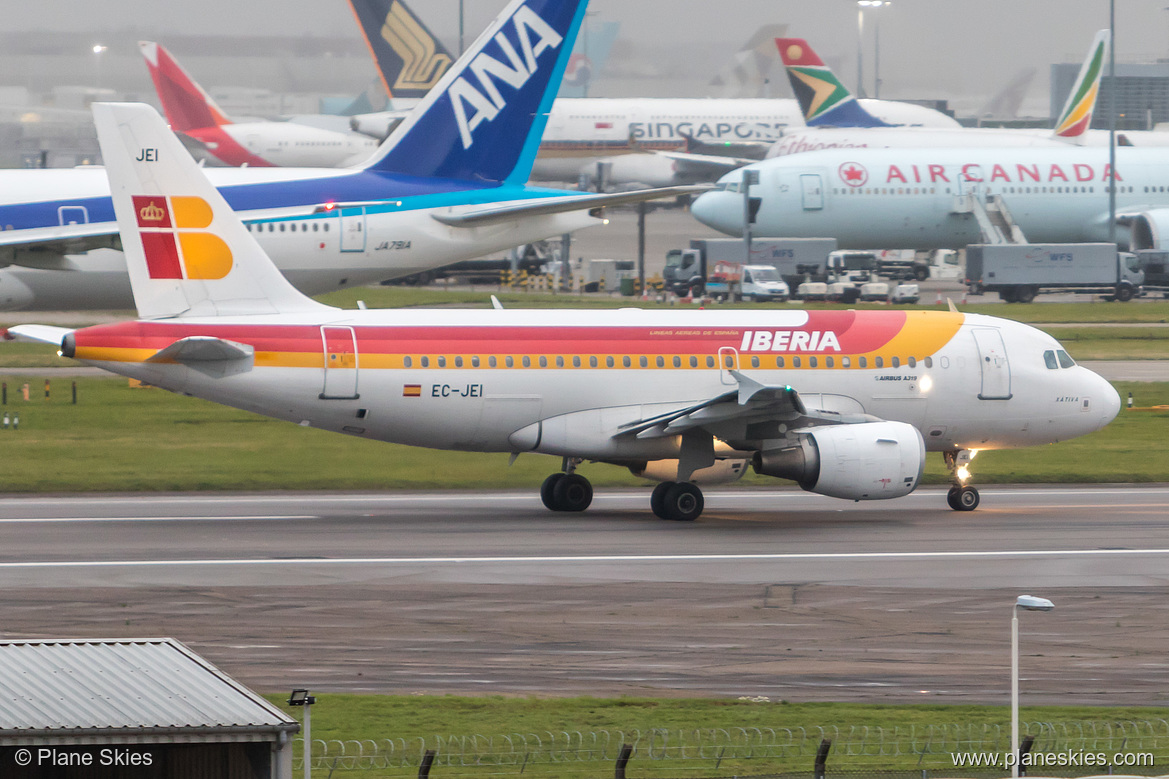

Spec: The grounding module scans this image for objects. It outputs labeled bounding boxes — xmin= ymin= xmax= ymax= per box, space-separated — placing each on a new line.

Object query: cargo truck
xmin=965 ymin=243 xmax=1143 ymax=303
xmin=662 ymin=238 xmax=837 ymax=297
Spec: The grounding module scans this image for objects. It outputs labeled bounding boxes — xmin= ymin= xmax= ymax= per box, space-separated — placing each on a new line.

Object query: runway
xmin=2 ymin=486 xmax=1168 ymax=703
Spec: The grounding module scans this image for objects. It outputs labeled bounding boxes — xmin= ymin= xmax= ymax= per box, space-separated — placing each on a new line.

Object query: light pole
xmin=92 ymin=44 xmax=107 ymax=91
xmin=857 ymin=1 xmax=891 ymax=99
xmin=1108 ymin=0 xmax=1116 ymax=246
xmin=1011 ymin=595 xmax=1054 ymax=778
xmin=289 ymin=689 xmax=316 ymax=779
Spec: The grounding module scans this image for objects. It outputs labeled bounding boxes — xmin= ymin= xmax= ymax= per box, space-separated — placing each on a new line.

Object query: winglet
xmin=776 ymin=37 xmax=893 ymax=128
xmin=1053 ymin=29 xmax=1110 ymax=141
xmin=91 ymin=102 xmax=332 ymax=320
xmin=362 ymin=0 xmax=589 ymax=184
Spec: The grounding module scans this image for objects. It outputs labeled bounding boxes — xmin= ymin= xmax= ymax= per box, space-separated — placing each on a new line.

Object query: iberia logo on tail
xmin=132 ymin=195 xmax=232 ymax=280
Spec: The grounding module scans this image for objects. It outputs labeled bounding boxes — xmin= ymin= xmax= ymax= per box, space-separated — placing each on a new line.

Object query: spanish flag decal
xmin=403 ymin=384 xmax=422 ymax=397
xmin=132 ymin=195 xmax=233 ymax=280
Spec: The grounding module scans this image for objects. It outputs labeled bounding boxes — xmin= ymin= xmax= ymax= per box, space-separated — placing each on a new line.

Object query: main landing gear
xmin=540 ymin=458 xmax=593 ymax=512
xmin=944 ymin=449 xmax=980 ymax=511
xmin=650 ymin=481 xmax=704 ymax=521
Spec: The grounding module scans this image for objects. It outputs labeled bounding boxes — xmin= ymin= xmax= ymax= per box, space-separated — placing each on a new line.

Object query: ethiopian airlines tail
xmin=775 ymin=38 xmax=892 ymax=128
xmin=1052 ymin=29 xmax=1109 ymax=141
xmin=91 ymin=102 xmax=330 ymax=320
xmin=362 ymin=0 xmax=588 ymax=184
xmin=139 ymin=41 xmax=232 ymax=132
xmin=348 ymin=0 xmax=455 ymax=100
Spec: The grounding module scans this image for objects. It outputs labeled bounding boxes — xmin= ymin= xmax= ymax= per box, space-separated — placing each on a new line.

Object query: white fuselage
xmin=75 ymin=309 xmax=1118 ymax=463
xmin=528 ymin=97 xmax=962 ymax=183
xmin=692 ymin=145 xmax=1169 ymax=249
xmin=0 ymin=166 xmax=598 ymax=310
xmin=219 ymin=122 xmax=380 ymax=168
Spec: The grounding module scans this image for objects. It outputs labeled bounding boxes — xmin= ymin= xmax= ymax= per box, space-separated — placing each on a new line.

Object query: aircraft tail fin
xmin=348 ymin=0 xmax=456 ymax=100
xmin=559 ymin=20 xmax=619 ymax=98
xmin=361 ymin=0 xmax=588 ymax=184
xmin=776 ymin=37 xmax=893 ymax=127
xmin=91 ymin=102 xmax=330 ymax=320
xmin=139 ymin=41 xmax=233 ymax=132
xmin=1053 ymin=29 xmax=1110 ymax=140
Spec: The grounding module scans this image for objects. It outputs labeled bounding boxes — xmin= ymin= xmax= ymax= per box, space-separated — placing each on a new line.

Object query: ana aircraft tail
xmin=139 ymin=41 xmax=233 ymax=132
xmin=1053 ymin=29 xmax=1110 ymax=140
xmin=91 ymin=102 xmax=328 ymax=320
xmin=348 ymin=0 xmax=455 ymax=100
xmin=362 ymin=0 xmax=588 ymax=184
xmin=775 ymin=37 xmax=892 ymax=128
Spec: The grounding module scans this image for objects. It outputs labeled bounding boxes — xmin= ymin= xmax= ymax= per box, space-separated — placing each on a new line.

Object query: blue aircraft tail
xmin=362 ymin=0 xmax=587 ymax=184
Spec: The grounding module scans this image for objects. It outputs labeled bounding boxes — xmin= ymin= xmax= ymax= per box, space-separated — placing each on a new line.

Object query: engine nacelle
xmin=348 ymin=111 xmax=407 ymax=141
xmin=629 ymin=459 xmax=749 ymax=485
xmin=752 ymin=421 xmax=925 ymax=500
xmin=585 ymin=154 xmax=681 ymax=189
xmin=1125 ymin=210 xmax=1169 ymax=250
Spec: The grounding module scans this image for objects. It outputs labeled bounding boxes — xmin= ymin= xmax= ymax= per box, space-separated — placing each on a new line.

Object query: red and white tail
xmin=92 ymin=102 xmax=330 ymax=320
xmin=139 ymin=41 xmax=233 ymax=132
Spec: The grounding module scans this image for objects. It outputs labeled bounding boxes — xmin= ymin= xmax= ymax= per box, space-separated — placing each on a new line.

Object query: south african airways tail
xmin=776 ymin=38 xmax=893 ymax=128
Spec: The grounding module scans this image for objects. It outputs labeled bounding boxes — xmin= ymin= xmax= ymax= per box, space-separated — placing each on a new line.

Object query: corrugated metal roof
xmin=0 ymin=638 xmax=298 ymax=735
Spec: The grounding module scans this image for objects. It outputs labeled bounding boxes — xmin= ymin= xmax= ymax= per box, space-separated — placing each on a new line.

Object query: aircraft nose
xmin=691 ymin=191 xmax=742 ymax=236
xmin=1096 ymin=372 xmax=1121 ymax=429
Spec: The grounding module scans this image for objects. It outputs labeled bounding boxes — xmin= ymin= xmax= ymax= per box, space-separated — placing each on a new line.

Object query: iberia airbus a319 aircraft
xmin=10 ymin=103 xmax=1121 ymax=521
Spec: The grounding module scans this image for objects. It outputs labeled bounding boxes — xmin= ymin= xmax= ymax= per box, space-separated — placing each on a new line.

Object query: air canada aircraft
xmin=0 ymin=0 xmax=693 ymax=312
xmin=8 ymin=102 xmax=1121 ymax=521
xmin=690 ymin=144 xmax=1169 ymax=252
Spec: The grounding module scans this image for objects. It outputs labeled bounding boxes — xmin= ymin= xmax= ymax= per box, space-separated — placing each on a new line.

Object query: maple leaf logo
xmin=838 ymin=162 xmax=868 ymax=187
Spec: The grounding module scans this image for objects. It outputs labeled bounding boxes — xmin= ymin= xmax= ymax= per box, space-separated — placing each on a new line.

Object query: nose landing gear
xmin=944 ymin=449 xmax=980 ymax=511
xmin=540 ymin=458 xmax=593 ymax=512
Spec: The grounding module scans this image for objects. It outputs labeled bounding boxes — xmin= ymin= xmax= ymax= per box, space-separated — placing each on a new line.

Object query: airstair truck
xmin=966 ymin=243 xmax=1143 ymax=303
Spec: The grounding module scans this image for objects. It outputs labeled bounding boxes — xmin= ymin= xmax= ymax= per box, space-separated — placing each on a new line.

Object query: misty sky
xmin=10 ymin=0 xmax=1169 ymax=113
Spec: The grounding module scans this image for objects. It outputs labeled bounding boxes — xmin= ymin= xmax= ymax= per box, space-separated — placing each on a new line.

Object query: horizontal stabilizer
xmin=146 ymin=336 xmax=255 ymax=364
xmin=431 ymin=185 xmax=708 ymax=228
xmin=5 ymin=324 xmax=74 ymax=347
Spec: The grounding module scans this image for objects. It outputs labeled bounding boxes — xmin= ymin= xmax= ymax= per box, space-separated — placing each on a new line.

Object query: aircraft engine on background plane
xmin=629 ymin=458 xmax=749 ymax=485
xmin=584 ymin=154 xmax=682 ymax=190
xmin=752 ymin=421 xmax=925 ymax=500
xmin=1123 ymin=210 xmax=1169 ymax=250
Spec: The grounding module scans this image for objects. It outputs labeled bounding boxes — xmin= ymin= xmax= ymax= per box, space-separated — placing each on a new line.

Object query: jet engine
xmin=629 ymin=459 xmax=749 ymax=484
xmin=585 ymin=154 xmax=682 ymax=189
xmin=1126 ymin=210 xmax=1169 ymax=250
xmin=752 ymin=421 xmax=925 ymax=500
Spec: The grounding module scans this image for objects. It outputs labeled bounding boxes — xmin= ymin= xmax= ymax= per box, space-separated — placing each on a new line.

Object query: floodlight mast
xmin=1011 ymin=596 xmax=1054 ymax=778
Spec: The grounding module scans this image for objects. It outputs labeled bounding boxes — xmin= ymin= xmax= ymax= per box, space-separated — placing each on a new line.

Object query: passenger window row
xmin=246 ymin=222 xmax=330 ymax=233
xmin=398 ymin=354 xmax=935 ymax=370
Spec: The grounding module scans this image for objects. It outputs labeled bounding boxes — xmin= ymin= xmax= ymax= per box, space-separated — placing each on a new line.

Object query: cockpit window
xmin=1043 ymin=350 xmax=1059 ymax=370
xmin=1056 ymin=349 xmax=1076 ymax=368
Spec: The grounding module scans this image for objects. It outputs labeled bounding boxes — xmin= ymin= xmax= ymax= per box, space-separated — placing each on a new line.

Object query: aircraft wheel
xmin=541 ymin=473 xmax=565 ymax=511
xmin=663 ymin=482 xmax=704 ymax=521
xmin=553 ymin=473 xmax=593 ymax=512
xmin=947 ymin=485 xmax=979 ymax=512
xmin=650 ymin=482 xmax=673 ymax=519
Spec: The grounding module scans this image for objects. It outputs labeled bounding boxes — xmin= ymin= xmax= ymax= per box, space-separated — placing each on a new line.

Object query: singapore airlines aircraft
xmin=139 ymin=41 xmax=380 ymax=168
xmin=9 ymin=102 xmax=1120 ymax=521
xmin=0 ymin=0 xmax=694 ymax=312
xmin=690 ymin=144 xmax=1169 ymax=252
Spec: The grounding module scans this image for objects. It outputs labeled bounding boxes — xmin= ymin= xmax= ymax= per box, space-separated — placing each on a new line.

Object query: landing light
xmin=920 ymin=375 xmax=933 ymax=394
xmin=956 ymin=465 xmax=970 ymax=484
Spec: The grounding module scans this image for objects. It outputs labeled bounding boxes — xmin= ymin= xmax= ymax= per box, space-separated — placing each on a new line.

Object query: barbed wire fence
xmin=291 ymin=719 xmax=1169 ymax=778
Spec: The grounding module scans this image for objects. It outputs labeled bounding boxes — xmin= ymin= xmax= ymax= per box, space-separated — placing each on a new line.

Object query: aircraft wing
xmin=615 ymin=371 xmax=873 ymax=441
xmin=430 ymin=186 xmax=709 ymax=228
xmin=654 ymin=150 xmax=758 ymax=178
xmin=0 ymin=223 xmax=120 ymax=263
xmin=4 ymin=324 xmax=74 ymax=346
